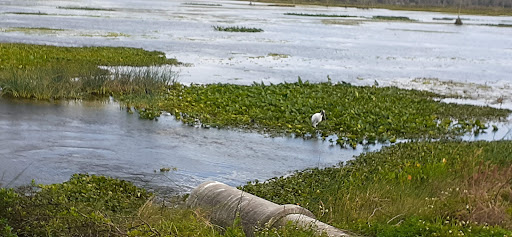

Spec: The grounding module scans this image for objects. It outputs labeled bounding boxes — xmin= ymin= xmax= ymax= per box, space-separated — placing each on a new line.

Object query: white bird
xmin=311 ymin=110 xmax=326 ymax=128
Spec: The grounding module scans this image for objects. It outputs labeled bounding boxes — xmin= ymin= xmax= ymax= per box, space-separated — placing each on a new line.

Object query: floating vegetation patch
xmin=267 ymin=53 xmax=289 ymax=59
xmin=79 ymin=31 xmax=131 ymax=38
xmin=268 ymin=4 xmax=296 ymax=7
xmin=321 ymin=19 xmax=362 ymax=25
xmin=373 ymin=15 xmax=415 ymax=21
xmin=212 ymin=25 xmax=263 ymax=33
xmin=242 ymin=140 xmax=512 ymax=236
xmin=285 ymin=12 xmax=356 ymax=17
xmin=156 ymin=79 xmax=510 ymax=148
xmin=1 ymin=27 xmax=66 ymax=34
xmin=433 ymin=17 xmax=470 ymax=21
xmin=389 ymin=28 xmax=457 ymax=34
xmin=57 ymin=6 xmax=115 ymax=11
xmin=6 ymin=12 xmax=49 ymax=15
xmin=182 ymin=2 xmax=222 ymax=6
xmin=484 ymin=23 xmax=512 ymax=27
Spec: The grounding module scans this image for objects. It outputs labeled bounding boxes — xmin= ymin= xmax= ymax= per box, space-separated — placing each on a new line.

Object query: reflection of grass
xmin=212 ymin=25 xmax=263 ymax=32
xmin=243 ymin=140 xmax=512 ymax=236
xmin=57 ymin=6 xmax=114 ymax=11
xmin=285 ymin=12 xmax=356 ymax=17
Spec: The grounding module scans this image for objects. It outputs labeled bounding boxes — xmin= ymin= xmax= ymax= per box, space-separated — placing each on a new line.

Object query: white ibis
xmin=311 ymin=110 xmax=326 ymax=128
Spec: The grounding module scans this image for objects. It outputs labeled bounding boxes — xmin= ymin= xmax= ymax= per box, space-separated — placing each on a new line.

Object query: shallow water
xmin=1 ymin=0 xmax=512 ymax=193
xmin=0 ymin=98 xmax=370 ymax=194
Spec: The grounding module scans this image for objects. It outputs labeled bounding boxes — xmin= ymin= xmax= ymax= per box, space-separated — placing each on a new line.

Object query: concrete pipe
xmin=186 ymin=181 xmax=357 ymax=237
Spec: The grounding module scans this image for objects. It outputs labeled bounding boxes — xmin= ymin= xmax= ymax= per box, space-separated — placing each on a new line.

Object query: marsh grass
xmin=213 ymin=25 xmax=264 ymax=32
xmin=242 ymin=141 xmax=512 ymax=236
xmin=0 ymin=43 xmax=178 ymax=101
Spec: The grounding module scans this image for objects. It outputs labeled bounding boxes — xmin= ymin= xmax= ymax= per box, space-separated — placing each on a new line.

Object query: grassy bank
xmin=242 ymin=140 xmax=512 ymax=236
xmin=156 ymin=80 xmax=510 ymax=148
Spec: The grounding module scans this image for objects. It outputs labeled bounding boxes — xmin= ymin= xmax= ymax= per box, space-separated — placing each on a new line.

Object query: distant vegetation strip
xmin=182 ymin=2 xmax=223 ymax=6
xmin=243 ymin=0 xmax=512 ymax=16
xmin=243 ymin=140 xmax=512 ymax=236
xmin=57 ymin=6 xmax=115 ymax=11
xmin=212 ymin=25 xmax=264 ymax=32
xmin=284 ymin=12 xmax=357 ymax=17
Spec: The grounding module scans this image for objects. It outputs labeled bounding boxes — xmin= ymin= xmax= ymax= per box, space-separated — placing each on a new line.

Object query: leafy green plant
xmin=213 ymin=25 xmax=264 ymax=32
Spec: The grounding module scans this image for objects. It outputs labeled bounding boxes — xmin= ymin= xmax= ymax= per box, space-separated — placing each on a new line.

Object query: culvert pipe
xmin=186 ymin=181 xmax=357 ymax=237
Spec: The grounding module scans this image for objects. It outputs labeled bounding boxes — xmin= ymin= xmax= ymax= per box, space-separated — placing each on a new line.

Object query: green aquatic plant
xmin=157 ymin=79 xmax=510 ymax=147
xmin=242 ymin=140 xmax=512 ymax=236
xmin=213 ymin=25 xmax=264 ymax=32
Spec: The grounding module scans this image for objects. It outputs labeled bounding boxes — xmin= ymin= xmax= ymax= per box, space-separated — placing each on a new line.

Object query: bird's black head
xmin=321 ymin=110 xmax=327 ymax=120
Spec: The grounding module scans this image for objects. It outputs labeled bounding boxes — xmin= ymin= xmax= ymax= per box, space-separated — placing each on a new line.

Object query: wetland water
xmin=1 ymin=0 xmax=512 ymax=193
xmin=0 ymin=98 xmax=362 ymax=194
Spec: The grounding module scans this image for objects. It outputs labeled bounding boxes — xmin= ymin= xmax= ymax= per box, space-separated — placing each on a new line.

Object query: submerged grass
xmin=243 ymin=140 xmax=512 ymax=236
xmin=155 ymin=79 xmax=510 ymax=148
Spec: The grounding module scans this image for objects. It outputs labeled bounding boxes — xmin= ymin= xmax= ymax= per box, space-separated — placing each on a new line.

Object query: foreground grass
xmin=242 ymin=140 xmax=512 ymax=236
xmin=0 ymin=174 xmax=323 ymax=236
xmin=156 ymin=80 xmax=510 ymax=147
